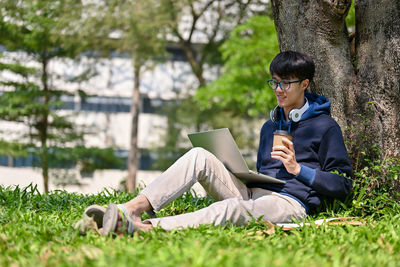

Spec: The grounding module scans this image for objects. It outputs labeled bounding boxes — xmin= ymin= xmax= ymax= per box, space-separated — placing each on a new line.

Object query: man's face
xmin=271 ymin=74 xmax=308 ymax=111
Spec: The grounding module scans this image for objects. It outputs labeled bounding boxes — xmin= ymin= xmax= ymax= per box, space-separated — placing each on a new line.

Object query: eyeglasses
xmin=267 ymin=79 xmax=304 ymax=91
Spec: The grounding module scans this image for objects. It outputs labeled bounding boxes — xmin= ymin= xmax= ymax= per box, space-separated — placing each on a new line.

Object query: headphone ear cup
xmin=289 ymin=109 xmax=301 ymax=122
xmin=270 ymin=109 xmax=275 ymax=121
xmin=290 ymin=108 xmax=307 ymax=122
xmin=288 ymin=98 xmax=309 ymax=122
xmin=270 ymin=106 xmax=279 ymax=122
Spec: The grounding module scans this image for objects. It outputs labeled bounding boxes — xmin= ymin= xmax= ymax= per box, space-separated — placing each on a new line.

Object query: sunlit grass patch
xmin=0 ymin=184 xmax=399 ymax=266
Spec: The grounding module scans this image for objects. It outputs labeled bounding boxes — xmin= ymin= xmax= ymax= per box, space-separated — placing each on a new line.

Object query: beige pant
xmin=141 ymin=147 xmax=306 ymax=230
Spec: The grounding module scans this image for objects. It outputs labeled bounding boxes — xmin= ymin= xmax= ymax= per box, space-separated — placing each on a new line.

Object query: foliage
xmin=84 ymin=0 xmax=168 ymax=61
xmin=195 ymin=15 xmax=279 ymax=117
xmin=0 ymin=139 xmax=29 ymax=157
xmin=152 ymin=14 xmax=278 ymax=170
xmin=49 ymin=146 xmax=126 ymax=172
xmin=0 ymin=0 xmax=85 ymax=193
xmin=345 ymin=0 xmax=355 ymax=31
xmin=314 ymin=154 xmax=400 ymax=219
xmin=350 ymin=157 xmax=400 ymax=217
xmin=150 ymin=97 xmax=191 ymax=171
xmin=0 ymin=0 xmax=82 ymax=57
xmin=343 ymin=101 xmax=400 ymax=217
xmin=150 ymin=1 xmax=272 ymax=171
xmin=0 ymin=79 xmax=83 ymax=145
xmin=152 ymin=95 xmax=263 ymax=171
xmin=158 ymin=0 xmax=269 ymax=87
xmin=81 ymin=0 xmax=170 ymax=192
xmin=0 ymin=1 xmax=120 ymax=192
xmin=1 ymin=184 xmax=400 ymax=266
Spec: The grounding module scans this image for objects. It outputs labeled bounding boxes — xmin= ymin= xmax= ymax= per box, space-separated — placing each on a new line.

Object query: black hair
xmin=269 ymin=51 xmax=315 ymax=81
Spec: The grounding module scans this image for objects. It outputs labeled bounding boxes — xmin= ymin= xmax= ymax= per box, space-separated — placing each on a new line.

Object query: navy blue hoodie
xmin=248 ymin=92 xmax=353 ymax=213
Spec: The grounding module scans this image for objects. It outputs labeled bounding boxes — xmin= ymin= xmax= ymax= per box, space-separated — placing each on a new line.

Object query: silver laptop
xmin=188 ymin=128 xmax=285 ymax=184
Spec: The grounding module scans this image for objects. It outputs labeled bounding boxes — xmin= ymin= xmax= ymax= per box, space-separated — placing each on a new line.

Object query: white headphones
xmin=270 ymin=98 xmax=309 ymax=123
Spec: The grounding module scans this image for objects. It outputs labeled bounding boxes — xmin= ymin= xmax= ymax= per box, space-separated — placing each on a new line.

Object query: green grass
xmin=1 ymin=184 xmax=400 ymax=267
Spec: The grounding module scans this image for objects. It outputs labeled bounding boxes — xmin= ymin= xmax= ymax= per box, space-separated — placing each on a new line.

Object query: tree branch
xmin=187 ymin=1 xmax=199 ymax=42
xmin=200 ymin=1 xmax=222 ymax=65
xmin=187 ymin=0 xmax=216 ymax=42
xmin=236 ymin=0 xmax=252 ymax=25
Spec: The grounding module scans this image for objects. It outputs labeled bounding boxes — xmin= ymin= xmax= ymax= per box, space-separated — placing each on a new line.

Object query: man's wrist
xmin=293 ymin=164 xmax=301 ymax=176
xmin=295 ymin=164 xmax=316 ymax=186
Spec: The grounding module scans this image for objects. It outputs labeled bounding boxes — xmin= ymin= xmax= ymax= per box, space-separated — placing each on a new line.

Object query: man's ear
xmin=301 ymin=79 xmax=310 ymax=91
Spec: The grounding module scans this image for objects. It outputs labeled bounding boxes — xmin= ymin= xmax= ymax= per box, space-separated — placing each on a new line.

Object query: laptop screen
xmin=188 ymin=128 xmax=249 ymax=174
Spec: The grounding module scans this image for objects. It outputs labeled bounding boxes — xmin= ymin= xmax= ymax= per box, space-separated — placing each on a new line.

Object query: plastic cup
xmin=273 ymin=130 xmax=293 ymax=148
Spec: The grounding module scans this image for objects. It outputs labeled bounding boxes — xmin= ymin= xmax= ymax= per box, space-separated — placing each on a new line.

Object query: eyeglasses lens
xmin=268 ymin=80 xmax=293 ymax=91
xmin=268 ymin=80 xmax=277 ymax=90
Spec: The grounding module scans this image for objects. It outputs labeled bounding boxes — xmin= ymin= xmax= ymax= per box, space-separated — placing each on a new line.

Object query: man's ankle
xmin=124 ymin=194 xmax=152 ymax=217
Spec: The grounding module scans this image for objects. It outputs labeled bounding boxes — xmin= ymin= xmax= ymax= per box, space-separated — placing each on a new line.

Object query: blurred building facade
xmin=0 ymin=45 xmax=209 ymax=195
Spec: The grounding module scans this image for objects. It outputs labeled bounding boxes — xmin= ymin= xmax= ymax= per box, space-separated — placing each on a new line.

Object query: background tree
xmin=83 ymin=0 xmax=168 ymax=192
xmin=195 ymin=15 xmax=279 ymax=117
xmin=0 ymin=0 xmax=122 ymax=192
xmin=161 ymin=0 xmax=269 ymax=87
xmin=0 ymin=0 xmax=86 ymax=193
xmin=269 ymin=0 xmax=400 ymax=164
xmin=119 ymin=1 xmax=167 ymax=193
xmin=153 ymin=0 xmax=272 ymax=170
xmin=179 ymin=15 xmax=280 ymax=169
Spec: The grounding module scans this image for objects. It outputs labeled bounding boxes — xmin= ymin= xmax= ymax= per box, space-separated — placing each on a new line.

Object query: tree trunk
xmin=126 ymin=58 xmax=141 ymax=193
xmin=40 ymin=56 xmax=50 ymax=193
xmin=271 ymin=0 xmax=354 ymax=131
xmin=270 ymin=0 xmax=400 ymax=162
xmin=353 ymin=0 xmax=400 ymax=159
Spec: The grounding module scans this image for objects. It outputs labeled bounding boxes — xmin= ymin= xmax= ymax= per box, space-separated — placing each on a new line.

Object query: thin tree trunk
xmin=180 ymin=40 xmax=206 ymax=87
xmin=40 ymin=56 xmax=50 ymax=193
xmin=126 ymin=58 xmax=141 ymax=193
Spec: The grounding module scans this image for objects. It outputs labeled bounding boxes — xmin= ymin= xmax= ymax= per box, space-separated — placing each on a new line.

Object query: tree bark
xmin=40 ymin=56 xmax=50 ymax=193
xmin=270 ymin=0 xmax=400 ymax=161
xmin=126 ymin=58 xmax=141 ymax=193
xmin=271 ymin=0 xmax=355 ymax=130
xmin=353 ymin=0 xmax=400 ymax=159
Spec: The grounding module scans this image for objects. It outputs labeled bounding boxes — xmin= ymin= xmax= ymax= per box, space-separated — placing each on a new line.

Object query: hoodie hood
xmin=301 ymin=92 xmax=331 ymax=120
xmin=274 ymin=92 xmax=331 ymax=133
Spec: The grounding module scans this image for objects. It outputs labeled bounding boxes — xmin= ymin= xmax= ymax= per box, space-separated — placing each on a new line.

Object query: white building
xmin=0 ymin=46 xmax=208 ymax=196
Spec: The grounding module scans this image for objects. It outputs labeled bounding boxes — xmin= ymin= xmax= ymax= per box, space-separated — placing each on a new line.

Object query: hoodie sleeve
xmin=300 ymin=125 xmax=353 ymax=200
xmin=256 ymin=122 xmax=269 ymax=172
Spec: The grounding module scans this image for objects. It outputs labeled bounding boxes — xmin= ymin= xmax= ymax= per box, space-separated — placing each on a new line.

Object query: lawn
xmin=1 ymin=184 xmax=399 ymax=267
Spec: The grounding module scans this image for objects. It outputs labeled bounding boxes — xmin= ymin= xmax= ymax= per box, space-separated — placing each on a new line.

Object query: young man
xmin=87 ymin=51 xmax=353 ymax=235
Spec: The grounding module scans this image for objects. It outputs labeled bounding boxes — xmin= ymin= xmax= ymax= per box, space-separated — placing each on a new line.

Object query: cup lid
xmin=273 ymin=130 xmax=292 ymax=136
